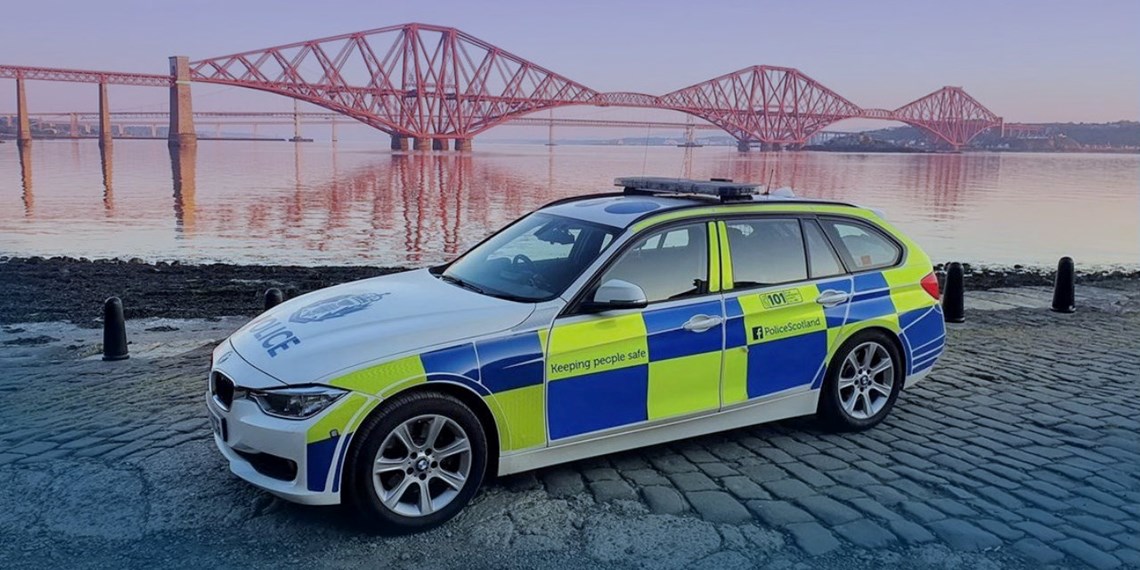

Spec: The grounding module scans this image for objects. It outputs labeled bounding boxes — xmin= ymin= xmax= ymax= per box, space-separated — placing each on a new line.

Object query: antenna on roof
xmin=764 ymin=169 xmax=775 ymax=195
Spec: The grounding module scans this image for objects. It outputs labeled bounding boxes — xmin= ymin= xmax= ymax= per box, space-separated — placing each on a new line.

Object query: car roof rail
xmin=615 ymin=177 xmax=771 ymax=202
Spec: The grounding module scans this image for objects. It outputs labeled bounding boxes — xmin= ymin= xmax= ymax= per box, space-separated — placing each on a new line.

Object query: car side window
xmin=599 ymin=223 xmax=708 ymax=303
xmin=821 ymin=218 xmax=902 ymax=271
xmin=725 ymin=218 xmax=807 ymax=287
xmin=803 ymin=219 xmax=845 ymax=279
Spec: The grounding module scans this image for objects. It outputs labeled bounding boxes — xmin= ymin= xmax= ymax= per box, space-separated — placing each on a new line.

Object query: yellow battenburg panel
xmin=706 ymin=222 xmax=721 ymax=293
xmin=883 ymin=265 xmax=937 ymax=315
xmin=630 ymin=204 xmax=820 ymax=233
xmin=717 ymin=221 xmax=735 ymax=290
xmin=722 ymin=347 xmax=749 ymax=405
xmin=347 ymin=399 xmax=381 ymax=433
xmin=738 ymin=284 xmax=827 ymax=345
xmin=486 ymin=384 xmax=546 ymax=451
xmin=647 ymin=352 xmax=721 ymax=419
xmin=306 ymin=393 xmax=368 ymax=443
xmin=837 ymin=314 xmax=902 ymax=350
xmin=547 ymin=314 xmax=649 ymax=381
xmin=329 ymin=354 xmax=427 ymax=396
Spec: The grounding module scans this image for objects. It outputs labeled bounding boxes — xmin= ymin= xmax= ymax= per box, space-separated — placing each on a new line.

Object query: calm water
xmin=1 ymin=140 xmax=1137 ymax=268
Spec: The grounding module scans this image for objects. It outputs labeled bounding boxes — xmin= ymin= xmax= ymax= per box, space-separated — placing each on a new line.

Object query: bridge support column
xmin=16 ymin=77 xmax=32 ymax=147
xmin=454 ymin=139 xmax=472 ymax=152
xmin=432 ymin=138 xmax=446 ymax=151
xmin=736 ymin=140 xmax=751 ymax=152
xmin=413 ymin=137 xmax=432 ymax=151
xmin=98 ymin=82 xmax=112 ymax=149
xmin=69 ymin=113 xmax=80 ymax=138
xmin=167 ymin=56 xmax=197 ymax=148
xmin=390 ymin=135 xmax=410 ymax=151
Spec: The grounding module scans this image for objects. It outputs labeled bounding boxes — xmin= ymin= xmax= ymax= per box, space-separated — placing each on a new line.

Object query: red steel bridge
xmin=2 ymin=22 xmax=1007 ymax=150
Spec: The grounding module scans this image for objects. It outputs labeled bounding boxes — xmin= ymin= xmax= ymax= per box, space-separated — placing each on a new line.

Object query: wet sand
xmin=2 ymin=256 xmax=1137 ymax=326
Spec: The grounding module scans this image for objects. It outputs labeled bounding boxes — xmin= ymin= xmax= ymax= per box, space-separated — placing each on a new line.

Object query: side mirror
xmin=580 ymin=279 xmax=648 ymax=313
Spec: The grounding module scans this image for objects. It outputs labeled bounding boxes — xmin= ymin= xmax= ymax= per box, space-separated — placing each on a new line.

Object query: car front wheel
xmin=344 ymin=391 xmax=487 ymax=534
xmin=817 ymin=330 xmax=903 ymax=432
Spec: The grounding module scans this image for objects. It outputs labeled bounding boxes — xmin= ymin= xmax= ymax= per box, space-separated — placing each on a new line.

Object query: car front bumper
xmin=205 ymin=347 xmax=376 ymax=506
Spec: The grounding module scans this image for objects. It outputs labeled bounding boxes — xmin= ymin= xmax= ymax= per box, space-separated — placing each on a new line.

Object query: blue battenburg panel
xmin=747 ymin=330 xmax=828 ymax=398
xmin=476 ymin=332 xmax=544 ymax=393
xmin=547 ymin=365 xmax=649 ymax=440
xmin=853 ymin=272 xmax=888 ymax=292
xmin=911 ymin=350 xmax=942 ymax=373
xmin=421 ymin=343 xmax=480 ymax=383
xmin=815 ymin=277 xmax=853 ymax=328
xmin=306 ymin=435 xmax=341 ymax=492
xmin=331 ymin=432 xmax=353 ymax=493
xmin=912 ymin=339 xmax=944 ymax=360
xmin=900 ymin=306 xmax=945 ymax=349
xmin=725 ymin=298 xmax=747 ymax=349
xmin=846 ymin=275 xmax=895 ymax=323
xmin=643 ymin=300 xmax=724 ymax=361
xmin=810 ymin=361 xmax=828 ymax=390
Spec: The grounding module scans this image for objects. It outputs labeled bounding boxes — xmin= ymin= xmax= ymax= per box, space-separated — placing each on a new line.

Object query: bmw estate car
xmin=206 ymin=177 xmax=946 ymax=533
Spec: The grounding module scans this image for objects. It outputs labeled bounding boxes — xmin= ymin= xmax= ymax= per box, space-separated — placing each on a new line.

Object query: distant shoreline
xmin=2 ymin=256 xmax=1136 ymax=326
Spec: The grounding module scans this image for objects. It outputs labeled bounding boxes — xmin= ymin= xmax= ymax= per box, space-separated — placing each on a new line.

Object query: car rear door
xmin=716 ymin=216 xmax=853 ymax=405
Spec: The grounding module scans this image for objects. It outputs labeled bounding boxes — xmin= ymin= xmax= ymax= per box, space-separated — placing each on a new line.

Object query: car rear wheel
xmin=344 ymin=391 xmax=487 ymax=534
xmin=817 ymin=330 xmax=902 ymax=432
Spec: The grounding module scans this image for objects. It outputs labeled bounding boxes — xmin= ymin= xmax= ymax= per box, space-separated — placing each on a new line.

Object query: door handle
xmin=682 ymin=314 xmax=724 ymax=333
xmin=815 ymin=290 xmax=851 ymax=307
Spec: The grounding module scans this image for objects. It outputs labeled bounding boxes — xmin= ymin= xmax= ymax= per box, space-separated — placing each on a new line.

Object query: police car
xmin=206 ymin=177 xmax=945 ymax=533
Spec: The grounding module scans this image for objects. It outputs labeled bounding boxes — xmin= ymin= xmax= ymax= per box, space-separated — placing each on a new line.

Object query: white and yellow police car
xmin=206 ymin=177 xmax=946 ymax=533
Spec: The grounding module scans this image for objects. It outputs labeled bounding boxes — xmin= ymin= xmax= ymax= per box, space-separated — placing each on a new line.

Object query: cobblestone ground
xmin=1 ymin=284 xmax=1138 ymax=569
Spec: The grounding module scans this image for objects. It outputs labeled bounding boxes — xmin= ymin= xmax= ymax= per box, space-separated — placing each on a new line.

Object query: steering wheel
xmin=512 ymin=254 xmax=536 ymax=272
xmin=511 ymin=254 xmax=551 ymax=291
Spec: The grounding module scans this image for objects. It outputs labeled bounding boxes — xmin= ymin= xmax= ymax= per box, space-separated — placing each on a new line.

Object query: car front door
xmin=545 ymin=221 xmax=725 ymax=442
xmin=717 ymin=217 xmax=853 ymax=405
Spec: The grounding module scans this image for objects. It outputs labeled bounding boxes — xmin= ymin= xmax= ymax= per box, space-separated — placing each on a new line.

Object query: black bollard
xmin=1051 ymin=256 xmax=1076 ymax=313
xmin=102 ymin=297 xmax=129 ymax=361
xmin=942 ymin=262 xmax=965 ymax=324
xmin=264 ymin=288 xmax=284 ymax=311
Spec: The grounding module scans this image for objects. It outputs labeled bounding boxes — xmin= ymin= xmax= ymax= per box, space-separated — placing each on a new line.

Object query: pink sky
xmin=1 ymin=0 xmax=1136 ymax=139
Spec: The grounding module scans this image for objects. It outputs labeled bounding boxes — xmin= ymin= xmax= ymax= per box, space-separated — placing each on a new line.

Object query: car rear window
xmin=821 ymin=218 xmax=902 ymax=271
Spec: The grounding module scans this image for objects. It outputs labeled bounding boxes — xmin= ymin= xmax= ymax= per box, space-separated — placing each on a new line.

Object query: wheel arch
xmin=836 ymin=324 xmax=908 ymax=384
xmin=360 ymin=381 xmax=502 ymax=482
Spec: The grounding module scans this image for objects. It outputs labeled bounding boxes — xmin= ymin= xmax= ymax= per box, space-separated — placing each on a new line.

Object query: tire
xmin=343 ymin=390 xmax=487 ymax=534
xmin=817 ymin=329 xmax=903 ymax=432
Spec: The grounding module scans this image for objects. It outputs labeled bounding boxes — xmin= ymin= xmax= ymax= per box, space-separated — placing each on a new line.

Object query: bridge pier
xmin=454 ymin=139 xmax=472 ymax=152
xmin=432 ymin=138 xmax=446 ymax=151
xmin=413 ymin=137 xmax=432 ymax=151
xmin=390 ymin=135 xmax=410 ymax=151
xmin=69 ymin=113 xmax=80 ymax=138
xmin=167 ymin=56 xmax=197 ymax=148
xmin=98 ymin=82 xmax=112 ymax=148
xmin=16 ymin=77 xmax=32 ymax=147
xmin=736 ymin=140 xmax=751 ymax=152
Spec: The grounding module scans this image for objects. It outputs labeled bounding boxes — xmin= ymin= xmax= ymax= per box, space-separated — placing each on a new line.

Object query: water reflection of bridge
xmin=9 ymin=141 xmax=998 ymax=265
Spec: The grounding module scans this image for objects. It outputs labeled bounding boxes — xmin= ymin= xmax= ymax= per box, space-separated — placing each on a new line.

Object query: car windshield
xmin=440 ymin=213 xmax=619 ymax=302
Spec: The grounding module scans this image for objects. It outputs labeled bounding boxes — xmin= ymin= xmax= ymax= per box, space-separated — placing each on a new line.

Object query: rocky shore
xmin=2 ymin=256 xmax=1137 ymax=326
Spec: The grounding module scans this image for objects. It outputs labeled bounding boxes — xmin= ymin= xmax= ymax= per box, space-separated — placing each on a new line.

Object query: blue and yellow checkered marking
xmin=546 ymin=301 xmax=724 ymax=440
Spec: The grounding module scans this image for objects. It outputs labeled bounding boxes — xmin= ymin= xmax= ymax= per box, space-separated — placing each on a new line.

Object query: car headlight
xmin=246 ymin=385 xmax=347 ymax=420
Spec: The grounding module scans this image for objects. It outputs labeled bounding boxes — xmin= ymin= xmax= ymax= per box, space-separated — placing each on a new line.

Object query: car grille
xmin=211 ymin=371 xmax=235 ymax=410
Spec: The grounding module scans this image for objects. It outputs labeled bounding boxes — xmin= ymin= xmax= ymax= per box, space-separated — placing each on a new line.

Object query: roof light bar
xmin=615 ymin=177 xmax=761 ymax=201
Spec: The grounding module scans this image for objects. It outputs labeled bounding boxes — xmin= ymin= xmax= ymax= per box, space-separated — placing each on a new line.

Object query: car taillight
xmin=921 ymin=272 xmax=941 ymax=300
